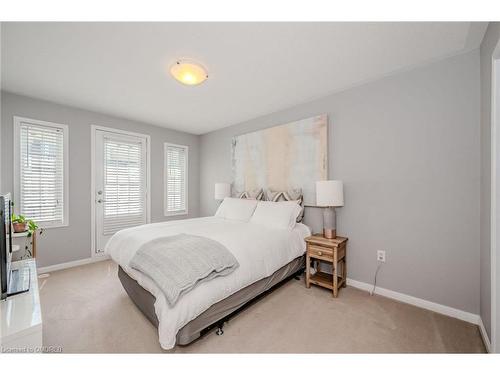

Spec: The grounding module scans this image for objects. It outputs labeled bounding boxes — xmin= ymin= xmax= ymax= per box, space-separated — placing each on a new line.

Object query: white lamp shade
xmin=316 ymin=180 xmax=344 ymax=207
xmin=214 ymin=183 xmax=231 ymax=200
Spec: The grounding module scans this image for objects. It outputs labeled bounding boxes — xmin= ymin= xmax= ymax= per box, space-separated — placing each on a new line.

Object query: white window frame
xmin=164 ymin=142 xmax=189 ymax=217
xmin=13 ymin=116 xmax=69 ymax=228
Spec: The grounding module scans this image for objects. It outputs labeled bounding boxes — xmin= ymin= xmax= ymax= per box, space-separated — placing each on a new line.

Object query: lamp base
xmin=323 ymin=207 xmax=337 ymax=239
xmin=323 ymin=228 xmax=336 ymax=239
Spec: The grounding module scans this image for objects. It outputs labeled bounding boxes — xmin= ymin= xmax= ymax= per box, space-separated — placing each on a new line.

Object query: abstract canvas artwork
xmin=231 ymin=114 xmax=328 ymax=205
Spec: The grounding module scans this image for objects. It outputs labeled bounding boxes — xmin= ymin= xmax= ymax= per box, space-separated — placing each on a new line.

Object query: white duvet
xmin=105 ymin=216 xmax=310 ymax=349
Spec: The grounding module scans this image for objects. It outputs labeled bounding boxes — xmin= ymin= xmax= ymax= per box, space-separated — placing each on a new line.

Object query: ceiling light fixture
xmin=170 ymin=59 xmax=208 ymax=86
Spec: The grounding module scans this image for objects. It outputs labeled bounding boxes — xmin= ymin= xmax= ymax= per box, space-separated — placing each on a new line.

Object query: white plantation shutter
xmin=164 ymin=143 xmax=188 ymax=215
xmin=15 ymin=119 xmax=68 ymax=227
xmin=102 ymin=137 xmax=146 ymax=235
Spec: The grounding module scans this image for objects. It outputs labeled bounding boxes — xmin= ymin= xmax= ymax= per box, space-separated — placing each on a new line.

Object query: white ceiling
xmin=1 ymin=22 xmax=487 ymax=135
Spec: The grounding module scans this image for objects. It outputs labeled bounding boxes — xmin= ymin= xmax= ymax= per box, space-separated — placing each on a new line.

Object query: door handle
xmin=97 ymin=199 xmax=106 ymax=203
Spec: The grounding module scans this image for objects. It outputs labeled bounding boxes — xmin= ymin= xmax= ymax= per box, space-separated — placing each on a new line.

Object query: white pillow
xmin=250 ymin=200 xmax=302 ymax=230
xmin=215 ymin=197 xmax=258 ymax=222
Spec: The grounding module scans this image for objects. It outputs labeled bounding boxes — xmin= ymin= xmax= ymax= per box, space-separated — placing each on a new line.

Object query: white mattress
xmin=105 ymin=216 xmax=311 ymax=349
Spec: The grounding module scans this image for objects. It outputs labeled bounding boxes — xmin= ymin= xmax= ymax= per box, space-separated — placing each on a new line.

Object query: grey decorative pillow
xmin=235 ymin=188 xmax=264 ymax=200
xmin=265 ymin=189 xmax=304 ymax=222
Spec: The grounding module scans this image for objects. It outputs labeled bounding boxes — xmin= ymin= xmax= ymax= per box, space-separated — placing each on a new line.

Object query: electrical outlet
xmin=377 ymin=250 xmax=386 ymax=262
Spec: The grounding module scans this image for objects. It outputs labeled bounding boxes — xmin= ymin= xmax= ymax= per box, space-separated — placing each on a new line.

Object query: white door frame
xmin=90 ymin=125 xmax=151 ymax=257
xmin=491 ymin=41 xmax=500 ymax=353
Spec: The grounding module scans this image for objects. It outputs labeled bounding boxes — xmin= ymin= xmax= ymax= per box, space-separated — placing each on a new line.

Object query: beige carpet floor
xmin=38 ymin=260 xmax=486 ymax=353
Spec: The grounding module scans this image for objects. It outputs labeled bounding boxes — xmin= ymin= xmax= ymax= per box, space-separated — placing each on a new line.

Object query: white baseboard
xmin=478 ymin=317 xmax=492 ymax=353
xmin=346 ymin=278 xmax=480 ymax=325
xmin=37 ymin=255 xmax=110 ymax=274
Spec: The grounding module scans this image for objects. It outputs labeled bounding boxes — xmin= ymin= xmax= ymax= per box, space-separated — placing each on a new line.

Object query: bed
xmin=106 ymin=214 xmax=310 ymax=350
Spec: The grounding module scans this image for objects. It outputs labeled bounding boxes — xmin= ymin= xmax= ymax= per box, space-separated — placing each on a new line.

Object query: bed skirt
xmin=118 ymin=255 xmax=305 ymax=346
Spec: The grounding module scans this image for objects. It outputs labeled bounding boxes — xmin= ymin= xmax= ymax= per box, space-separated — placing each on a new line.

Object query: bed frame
xmin=118 ymin=255 xmax=305 ymax=347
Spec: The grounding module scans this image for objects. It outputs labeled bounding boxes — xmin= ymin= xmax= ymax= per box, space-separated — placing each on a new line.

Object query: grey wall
xmin=200 ymin=50 xmax=481 ymax=314
xmin=1 ymin=91 xmax=200 ymax=268
xmin=479 ymin=22 xmax=500 ymax=348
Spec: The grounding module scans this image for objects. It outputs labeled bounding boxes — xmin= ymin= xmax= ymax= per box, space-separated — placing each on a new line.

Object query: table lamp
xmin=316 ymin=180 xmax=344 ymax=239
xmin=214 ymin=183 xmax=231 ymax=203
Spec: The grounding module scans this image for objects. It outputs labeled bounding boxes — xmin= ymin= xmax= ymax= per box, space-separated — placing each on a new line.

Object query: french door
xmin=93 ymin=128 xmax=149 ymax=255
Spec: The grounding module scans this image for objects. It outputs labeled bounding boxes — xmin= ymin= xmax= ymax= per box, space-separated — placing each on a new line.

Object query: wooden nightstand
xmin=305 ymin=235 xmax=348 ymax=297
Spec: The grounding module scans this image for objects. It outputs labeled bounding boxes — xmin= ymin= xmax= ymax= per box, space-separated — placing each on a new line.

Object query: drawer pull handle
xmin=318 ymin=251 xmax=323 ymax=256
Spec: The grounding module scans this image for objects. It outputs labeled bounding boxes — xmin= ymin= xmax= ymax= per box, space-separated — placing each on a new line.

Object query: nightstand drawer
xmin=308 ymin=245 xmax=333 ymax=259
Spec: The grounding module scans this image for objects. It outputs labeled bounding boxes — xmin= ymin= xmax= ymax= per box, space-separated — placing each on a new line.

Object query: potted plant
xmin=11 ymin=214 xmax=27 ymax=233
xmin=11 ymin=214 xmax=39 ymax=236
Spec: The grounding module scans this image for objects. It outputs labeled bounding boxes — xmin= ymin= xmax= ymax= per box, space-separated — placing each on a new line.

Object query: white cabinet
xmin=0 ymin=259 xmax=43 ymax=352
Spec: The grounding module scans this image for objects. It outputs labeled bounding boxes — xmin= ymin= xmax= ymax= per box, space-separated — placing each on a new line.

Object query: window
xmin=164 ymin=143 xmax=188 ymax=216
xmin=14 ymin=117 xmax=69 ymax=228
xmin=102 ymin=135 xmax=146 ymax=235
